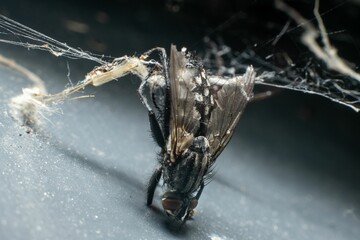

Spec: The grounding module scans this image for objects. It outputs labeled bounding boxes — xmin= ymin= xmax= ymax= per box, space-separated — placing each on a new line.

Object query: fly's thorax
xmin=189 ymin=136 xmax=210 ymax=153
xmin=162 ymin=136 xmax=211 ymax=205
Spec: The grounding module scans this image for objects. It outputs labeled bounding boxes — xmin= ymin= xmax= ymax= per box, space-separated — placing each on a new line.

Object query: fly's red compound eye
xmin=161 ymin=198 xmax=183 ymax=212
xmin=188 ymin=198 xmax=198 ymax=210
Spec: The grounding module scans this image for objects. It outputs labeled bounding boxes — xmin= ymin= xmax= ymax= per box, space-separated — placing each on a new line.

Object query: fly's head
xmin=161 ymin=191 xmax=198 ymax=222
xmin=161 ymin=136 xmax=211 ymax=222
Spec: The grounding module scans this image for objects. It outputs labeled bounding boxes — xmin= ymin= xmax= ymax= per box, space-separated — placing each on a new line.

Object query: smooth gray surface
xmin=0 ymin=1 xmax=360 ymax=239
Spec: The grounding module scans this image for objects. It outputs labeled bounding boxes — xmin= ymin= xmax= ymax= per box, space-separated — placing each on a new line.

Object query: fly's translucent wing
xmin=207 ymin=66 xmax=255 ymax=161
xmin=167 ymin=45 xmax=202 ymax=162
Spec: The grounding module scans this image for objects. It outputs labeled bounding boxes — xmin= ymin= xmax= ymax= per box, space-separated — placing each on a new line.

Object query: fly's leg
xmin=138 ymin=47 xmax=169 ymax=206
xmin=138 ymin=78 xmax=165 ymax=205
xmin=185 ymin=182 xmax=205 ymax=221
xmin=137 ymin=48 xmax=167 ymax=112
xmin=138 ymin=47 xmax=170 ymax=147
xmin=138 ymin=79 xmax=153 ymax=113
xmin=195 ymin=182 xmax=205 ymax=201
xmin=147 ymin=166 xmax=163 ymax=206
xmin=138 ymin=79 xmax=166 ymax=148
xmin=142 ymin=47 xmax=169 ymax=81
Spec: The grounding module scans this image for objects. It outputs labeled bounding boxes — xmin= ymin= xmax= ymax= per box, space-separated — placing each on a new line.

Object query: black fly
xmin=138 ymin=45 xmax=255 ymax=223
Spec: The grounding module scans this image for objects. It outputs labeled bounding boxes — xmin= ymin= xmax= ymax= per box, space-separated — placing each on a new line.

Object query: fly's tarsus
xmin=147 ymin=166 xmax=163 ymax=206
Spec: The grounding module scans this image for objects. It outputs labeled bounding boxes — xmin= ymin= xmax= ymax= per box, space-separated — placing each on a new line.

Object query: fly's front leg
xmin=138 ymin=79 xmax=166 ymax=148
xmin=185 ymin=182 xmax=205 ymax=221
xmin=140 ymin=47 xmax=170 ymax=140
xmin=195 ymin=182 xmax=205 ymax=201
xmin=138 ymin=79 xmax=153 ymax=113
xmin=147 ymin=166 xmax=162 ymax=206
xmin=142 ymin=47 xmax=168 ymax=80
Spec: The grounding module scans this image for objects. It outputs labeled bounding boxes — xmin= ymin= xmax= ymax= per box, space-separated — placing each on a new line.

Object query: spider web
xmin=202 ymin=0 xmax=360 ymax=111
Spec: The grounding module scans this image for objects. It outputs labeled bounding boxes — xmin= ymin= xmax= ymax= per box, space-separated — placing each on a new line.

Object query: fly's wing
xmin=207 ymin=66 xmax=255 ymax=161
xmin=167 ymin=45 xmax=202 ymax=162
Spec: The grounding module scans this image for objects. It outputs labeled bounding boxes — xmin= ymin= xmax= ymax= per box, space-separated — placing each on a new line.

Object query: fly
xmin=139 ymin=45 xmax=255 ymax=222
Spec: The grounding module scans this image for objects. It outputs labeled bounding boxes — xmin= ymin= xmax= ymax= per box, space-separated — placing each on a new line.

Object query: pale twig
xmin=275 ymin=0 xmax=360 ymax=82
xmin=0 ymin=54 xmax=46 ymax=93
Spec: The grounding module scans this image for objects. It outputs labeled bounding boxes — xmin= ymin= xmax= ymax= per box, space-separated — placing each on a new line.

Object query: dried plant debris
xmin=3 ymin=53 xmax=156 ymax=131
xmin=0 ymin=15 xmax=163 ymax=129
xmin=0 ymin=54 xmax=47 ymax=129
xmin=203 ymin=0 xmax=360 ymax=111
